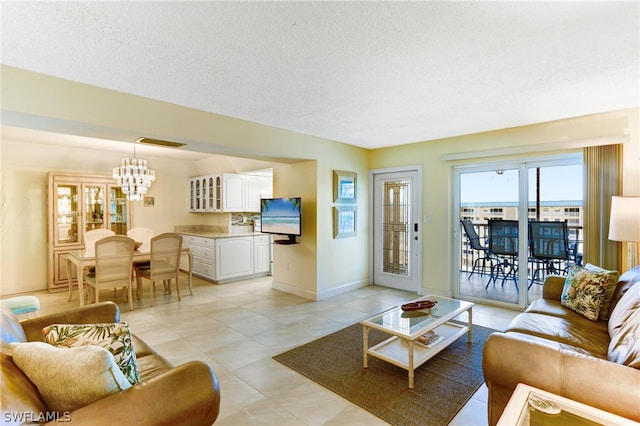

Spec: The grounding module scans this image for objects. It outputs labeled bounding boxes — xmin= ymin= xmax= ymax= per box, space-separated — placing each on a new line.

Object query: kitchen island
xmin=176 ymin=228 xmax=271 ymax=284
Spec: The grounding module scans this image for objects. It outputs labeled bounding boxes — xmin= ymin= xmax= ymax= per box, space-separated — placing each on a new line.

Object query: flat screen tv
xmin=260 ymin=197 xmax=301 ymax=244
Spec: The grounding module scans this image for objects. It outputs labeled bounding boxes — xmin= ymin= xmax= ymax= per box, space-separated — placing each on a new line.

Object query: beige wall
xmin=1 ymin=66 xmax=371 ymax=299
xmin=2 ymin=66 xmax=637 ymax=299
xmin=369 ymin=107 xmax=639 ymax=295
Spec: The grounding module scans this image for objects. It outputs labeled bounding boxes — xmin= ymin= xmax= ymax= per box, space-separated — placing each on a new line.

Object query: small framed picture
xmin=333 ymin=170 xmax=357 ymax=203
xmin=143 ymin=196 xmax=155 ymax=206
xmin=334 ymin=206 xmax=357 ymax=239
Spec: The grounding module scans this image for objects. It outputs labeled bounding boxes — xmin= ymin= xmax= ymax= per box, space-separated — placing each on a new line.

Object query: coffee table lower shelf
xmin=367 ymin=322 xmax=468 ymax=382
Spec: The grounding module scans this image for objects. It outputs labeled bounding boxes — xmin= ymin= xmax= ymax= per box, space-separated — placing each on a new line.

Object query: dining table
xmin=65 ymin=247 xmax=193 ymax=307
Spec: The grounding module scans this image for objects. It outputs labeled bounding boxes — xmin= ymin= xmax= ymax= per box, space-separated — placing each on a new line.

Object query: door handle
xmin=414 ymin=223 xmax=418 ymax=232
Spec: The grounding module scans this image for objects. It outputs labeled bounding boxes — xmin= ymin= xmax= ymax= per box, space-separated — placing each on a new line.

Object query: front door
xmin=371 ymin=169 xmax=422 ymax=293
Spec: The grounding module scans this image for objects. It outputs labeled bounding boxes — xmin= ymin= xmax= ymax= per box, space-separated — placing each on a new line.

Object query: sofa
xmin=483 ymin=265 xmax=640 ymax=425
xmin=1 ymin=301 xmax=220 ymax=425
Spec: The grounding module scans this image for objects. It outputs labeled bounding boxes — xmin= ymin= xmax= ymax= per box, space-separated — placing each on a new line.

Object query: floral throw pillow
xmin=583 ymin=263 xmax=620 ymax=320
xmin=42 ymin=322 xmax=140 ymax=385
xmin=561 ymin=265 xmax=611 ymax=321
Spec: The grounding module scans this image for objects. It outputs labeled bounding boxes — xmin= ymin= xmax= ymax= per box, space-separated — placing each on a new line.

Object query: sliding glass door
xmin=454 ymin=155 xmax=583 ymax=308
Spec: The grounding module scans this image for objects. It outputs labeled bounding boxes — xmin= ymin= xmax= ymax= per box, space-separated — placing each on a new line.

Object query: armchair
xmin=1 ymin=301 xmax=220 ymax=425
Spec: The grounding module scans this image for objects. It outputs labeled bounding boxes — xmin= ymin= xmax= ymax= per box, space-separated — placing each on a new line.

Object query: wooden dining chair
xmin=134 ymin=233 xmax=183 ymax=306
xmin=83 ymin=229 xmax=116 ymax=256
xmin=68 ymin=229 xmax=117 ymax=303
xmin=127 ymin=227 xmax=154 ymax=253
xmin=85 ymin=235 xmax=135 ymax=311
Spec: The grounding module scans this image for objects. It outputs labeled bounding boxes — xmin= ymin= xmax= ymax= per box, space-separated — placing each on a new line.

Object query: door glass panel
xmin=109 ymin=186 xmax=128 ymax=235
xmin=84 ymin=185 xmax=105 ymax=232
xmin=458 ymin=169 xmax=520 ymax=305
xmin=55 ymin=184 xmax=79 ymax=244
xmin=382 ymin=179 xmax=411 ymax=276
xmin=526 ymin=164 xmax=583 ymax=302
xmin=457 ymin=161 xmax=583 ymax=307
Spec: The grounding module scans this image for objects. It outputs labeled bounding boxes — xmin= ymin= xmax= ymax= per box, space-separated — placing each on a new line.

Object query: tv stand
xmin=274 ymin=235 xmax=298 ymax=245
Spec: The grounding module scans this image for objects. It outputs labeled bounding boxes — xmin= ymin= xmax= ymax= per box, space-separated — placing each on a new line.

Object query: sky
xmin=460 ymin=164 xmax=583 ymax=203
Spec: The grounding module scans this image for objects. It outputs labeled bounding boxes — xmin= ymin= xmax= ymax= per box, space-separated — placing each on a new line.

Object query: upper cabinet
xmin=222 ymin=173 xmax=245 ymax=212
xmin=190 ymin=172 xmax=272 ymax=213
xmin=189 ymin=174 xmax=222 ymax=213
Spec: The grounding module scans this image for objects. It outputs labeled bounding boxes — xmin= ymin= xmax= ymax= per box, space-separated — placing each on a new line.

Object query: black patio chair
xmin=460 ymin=220 xmax=495 ymax=279
xmin=528 ymin=220 xmax=570 ymax=289
xmin=487 ymin=219 xmax=519 ymax=290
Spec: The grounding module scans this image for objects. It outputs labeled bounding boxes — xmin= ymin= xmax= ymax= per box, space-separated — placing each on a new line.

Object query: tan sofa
xmin=483 ymin=266 xmax=640 ymax=425
xmin=1 ymin=301 xmax=220 ymax=425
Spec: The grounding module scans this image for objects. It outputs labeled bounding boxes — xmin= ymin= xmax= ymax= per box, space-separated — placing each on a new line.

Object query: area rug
xmin=273 ymin=322 xmax=495 ymax=426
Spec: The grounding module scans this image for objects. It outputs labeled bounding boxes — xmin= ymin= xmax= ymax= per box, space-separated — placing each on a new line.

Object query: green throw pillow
xmin=583 ymin=263 xmax=620 ymax=320
xmin=561 ymin=265 xmax=611 ymax=321
xmin=42 ymin=322 xmax=140 ymax=385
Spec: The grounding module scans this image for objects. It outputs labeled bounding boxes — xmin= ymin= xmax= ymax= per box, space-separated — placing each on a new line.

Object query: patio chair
xmin=460 ymin=220 xmax=495 ymax=278
xmin=528 ymin=220 xmax=570 ymax=289
xmin=487 ymin=219 xmax=519 ymax=290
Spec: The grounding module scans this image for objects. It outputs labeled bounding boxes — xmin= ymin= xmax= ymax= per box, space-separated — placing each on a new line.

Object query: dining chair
xmin=134 ymin=233 xmax=183 ymax=306
xmin=83 ymin=229 xmax=116 ymax=256
xmin=68 ymin=229 xmax=117 ymax=303
xmin=460 ymin=220 xmax=495 ymax=278
xmin=84 ymin=235 xmax=135 ymax=311
xmin=127 ymin=227 xmax=154 ymax=253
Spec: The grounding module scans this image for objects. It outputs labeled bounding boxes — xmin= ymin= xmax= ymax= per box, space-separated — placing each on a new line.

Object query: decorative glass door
xmin=372 ymin=169 xmax=422 ymax=292
xmin=53 ymin=183 xmax=80 ymax=245
xmin=108 ymin=185 xmax=128 ymax=235
xmin=84 ymin=184 xmax=106 ymax=232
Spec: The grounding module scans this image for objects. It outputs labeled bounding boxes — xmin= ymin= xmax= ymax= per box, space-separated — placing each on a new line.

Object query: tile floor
xmin=13 ymin=276 xmax=521 ymax=426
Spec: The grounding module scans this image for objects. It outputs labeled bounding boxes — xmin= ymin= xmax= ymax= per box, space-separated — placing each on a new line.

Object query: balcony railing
xmin=459 ymin=222 xmax=583 ymax=286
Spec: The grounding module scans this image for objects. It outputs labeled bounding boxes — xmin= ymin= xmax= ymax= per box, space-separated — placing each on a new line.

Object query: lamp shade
xmin=608 ymin=196 xmax=640 ymax=243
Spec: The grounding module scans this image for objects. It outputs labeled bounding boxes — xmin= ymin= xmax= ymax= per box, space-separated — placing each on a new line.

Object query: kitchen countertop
xmin=178 ymin=230 xmax=267 ymax=239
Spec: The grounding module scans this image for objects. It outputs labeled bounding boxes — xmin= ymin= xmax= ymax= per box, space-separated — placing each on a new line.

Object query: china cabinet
xmin=47 ymin=173 xmax=132 ymax=292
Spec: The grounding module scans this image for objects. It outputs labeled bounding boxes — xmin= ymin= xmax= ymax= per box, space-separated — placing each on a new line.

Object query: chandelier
xmin=112 ymin=142 xmax=156 ymax=201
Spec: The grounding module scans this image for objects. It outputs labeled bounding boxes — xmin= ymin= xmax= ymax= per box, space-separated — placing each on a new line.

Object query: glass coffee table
xmin=360 ymin=295 xmax=474 ymax=388
xmin=498 ymin=383 xmax=639 ymax=425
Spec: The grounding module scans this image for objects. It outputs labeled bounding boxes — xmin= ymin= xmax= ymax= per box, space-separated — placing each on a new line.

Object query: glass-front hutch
xmin=47 ymin=173 xmax=132 ymax=292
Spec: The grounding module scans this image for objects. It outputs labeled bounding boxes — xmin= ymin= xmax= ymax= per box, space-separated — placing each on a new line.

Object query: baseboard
xmin=272 ymin=279 xmax=369 ymax=301
xmin=421 ymin=286 xmax=452 ymax=298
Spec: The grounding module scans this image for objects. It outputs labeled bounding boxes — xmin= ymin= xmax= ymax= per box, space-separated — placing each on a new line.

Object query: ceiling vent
xmin=136 ymin=137 xmax=186 ymax=148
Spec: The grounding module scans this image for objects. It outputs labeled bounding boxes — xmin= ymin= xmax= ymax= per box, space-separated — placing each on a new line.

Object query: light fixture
xmin=608 ymin=196 xmax=640 ymax=268
xmin=112 ymin=141 xmax=156 ymax=201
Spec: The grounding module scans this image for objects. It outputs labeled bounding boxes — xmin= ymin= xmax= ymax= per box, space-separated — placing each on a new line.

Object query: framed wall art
xmin=333 ymin=205 xmax=357 ymax=239
xmin=333 ymin=170 xmax=357 ymax=203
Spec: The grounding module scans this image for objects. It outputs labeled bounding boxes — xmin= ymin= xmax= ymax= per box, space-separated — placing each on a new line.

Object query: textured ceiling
xmin=1 ymin=1 xmax=638 ymax=149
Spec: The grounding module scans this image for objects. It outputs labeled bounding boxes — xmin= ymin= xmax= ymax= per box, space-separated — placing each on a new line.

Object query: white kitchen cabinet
xmin=190 ymin=173 xmax=271 ymax=213
xmin=253 ymin=235 xmax=271 ymax=274
xmin=189 ymin=174 xmax=221 ymax=212
xmin=182 ymin=234 xmax=271 ymax=283
xmin=181 ymin=235 xmax=216 ymax=280
xmin=221 ymin=173 xmax=245 ymax=212
xmin=244 ymin=174 xmax=261 ymax=212
xmin=216 ymin=236 xmax=254 ymax=280
xmin=244 ymin=175 xmax=273 ymax=212
xmin=259 ymin=175 xmax=273 ymax=199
